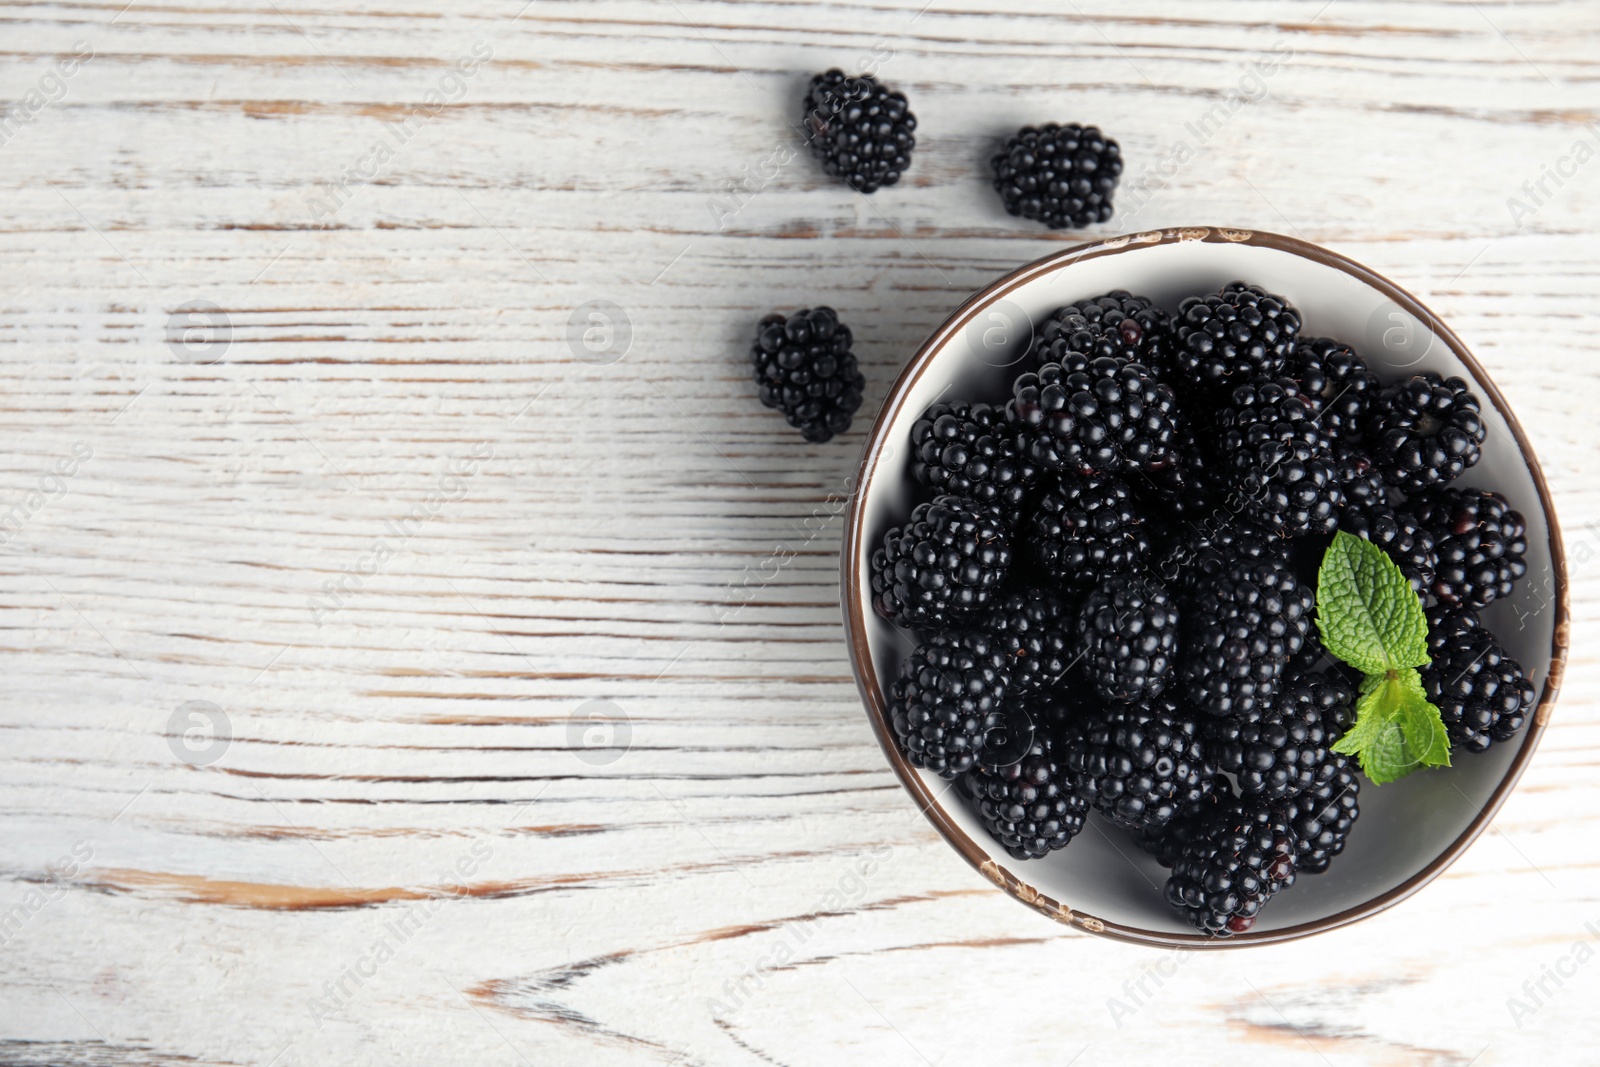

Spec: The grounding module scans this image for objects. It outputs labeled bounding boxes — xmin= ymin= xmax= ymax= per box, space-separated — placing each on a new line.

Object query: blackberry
xmin=1180 ymin=554 xmax=1313 ymax=718
xmin=1161 ymin=518 xmax=1286 ymax=594
xmin=1137 ymin=420 xmax=1228 ymax=519
xmin=978 ymin=589 xmax=1075 ymax=695
xmin=1340 ymin=504 xmax=1437 ymax=596
xmin=870 ymin=496 xmax=1011 ymax=629
xmin=1276 ymin=752 xmax=1359 ymax=874
xmin=1282 ymin=670 xmax=1357 ymax=742
xmin=1413 ymin=488 xmax=1528 ymax=608
xmin=1207 ymin=674 xmax=1344 ymax=800
xmin=1027 ymin=291 xmax=1176 ymax=377
xmin=1066 ymin=701 xmax=1214 ymax=830
xmin=910 ymin=401 xmax=1038 ymax=518
xmin=801 ymin=70 xmax=916 ymax=193
xmin=1367 ymin=372 xmax=1486 ymax=493
xmin=1076 ymin=574 xmax=1180 ymax=704
xmin=962 ymin=715 xmax=1089 ymax=859
xmin=751 ymin=307 xmax=865 ymax=443
xmin=1215 ymin=376 xmax=1342 ymax=536
xmin=1010 ymin=355 xmax=1179 ymax=476
xmin=1421 ymin=605 xmax=1536 ymax=753
xmin=1165 ymin=794 xmax=1297 ymax=936
xmin=1133 ymin=775 xmax=1232 ymax=868
xmin=1173 ymin=282 xmax=1303 ymax=394
xmin=888 ymin=630 xmax=1011 ymax=777
xmin=1284 ymin=337 xmax=1377 ymax=443
xmin=1020 ymin=475 xmax=1154 ymax=593
xmin=990 ymin=123 xmax=1122 ymax=229
xmin=1332 ymin=444 xmax=1390 ymax=516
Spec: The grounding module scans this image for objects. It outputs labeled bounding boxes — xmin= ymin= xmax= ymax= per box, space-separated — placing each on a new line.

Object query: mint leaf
xmin=1315 ymin=532 xmax=1430 ymax=675
xmin=1331 ymin=669 xmax=1451 ymax=784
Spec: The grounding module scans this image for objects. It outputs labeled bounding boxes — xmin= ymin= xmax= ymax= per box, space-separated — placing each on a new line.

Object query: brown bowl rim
xmin=839 ymin=225 xmax=1569 ymax=949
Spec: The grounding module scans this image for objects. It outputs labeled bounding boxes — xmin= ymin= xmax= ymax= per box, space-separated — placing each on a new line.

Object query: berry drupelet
xmin=910 ymin=401 xmax=1038 ymax=519
xmin=1339 ymin=504 xmax=1437 ymax=596
xmin=888 ymin=630 xmax=1012 ymax=777
xmin=1066 ymin=700 xmax=1214 ymax=830
xmin=991 ymin=123 xmax=1122 ymax=229
xmin=802 ymin=70 xmax=916 ymax=193
xmin=1027 ymin=290 xmax=1176 ymax=377
xmin=1180 ymin=553 xmax=1313 ymax=719
xmin=1412 ymin=487 xmax=1528 ymax=608
xmin=1010 ymin=354 xmax=1179 ymax=476
xmin=1173 ymin=282 xmax=1303 ymax=395
xmin=1076 ymin=574 xmax=1180 ymax=704
xmin=870 ymin=496 xmax=1011 ymax=629
xmin=962 ymin=716 xmax=1089 ymax=859
xmin=1214 ymin=376 xmax=1343 ymax=536
xmin=1165 ymin=793 xmax=1298 ymax=936
xmin=1366 ymin=372 xmax=1486 ymax=493
xmin=751 ymin=307 xmax=866 ymax=443
xmin=1284 ymin=337 xmax=1378 ymax=443
xmin=1421 ymin=604 xmax=1536 ymax=753
xmin=979 ymin=588 xmax=1076 ymax=695
xmin=1020 ymin=475 xmax=1154 ymax=594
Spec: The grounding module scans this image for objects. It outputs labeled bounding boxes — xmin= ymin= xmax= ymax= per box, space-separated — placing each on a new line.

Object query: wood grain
xmin=1 ymin=0 xmax=1598 ymax=1064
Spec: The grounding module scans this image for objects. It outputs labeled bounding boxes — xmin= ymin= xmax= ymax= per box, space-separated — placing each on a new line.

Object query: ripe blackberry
xmin=1413 ymin=488 xmax=1528 ymax=609
xmin=1332 ymin=444 xmax=1389 ymax=516
xmin=910 ymin=401 xmax=1038 ymax=519
xmin=1340 ymin=504 xmax=1437 ymax=596
xmin=1076 ymin=574 xmax=1180 ymax=704
xmin=870 ymin=496 xmax=1011 ymax=629
xmin=802 ymin=70 xmax=916 ymax=193
xmin=1173 ymin=282 xmax=1303 ymax=394
xmin=962 ymin=716 xmax=1089 ymax=859
xmin=1066 ymin=701 xmax=1214 ymax=830
xmin=1275 ymin=752 xmax=1359 ymax=874
xmin=1165 ymin=794 xmax=1297 ymax=936
xmin=751 ymin=307 xmax=865 ymax=443
xmin=1133 ymin=775 xmax=1232 ymax=868
xmin=1284 ymin=337 xmax=1377 ymax=443
xmin=991 ymin=123 xmax=1122 ymax=229
xmin=888 ymin=631 xmax=1011 ymax=777
xmin=1215 ymin=376 xmax=1342 ymax=536
xmin=1161 ymin=518 xmax=1286 ymax=595
xmin=1027 ymin=291 xmax=1176 ymax=377
xmin=1367 ymin=372 xmax=1486 ymax=493
xmin=1282 ymin=670 xmax=1357 ymax=742
xmin=1421 ymin=606 xmax=1536 ymax=753
xmin=1180 ymin=554 xmax=1313 ymax=718
xmin=1207 ymin=674 xmax=1343 ymax=800
xmin=1138 ymin=420 xmax=1228 ymax=520
xmin=1010 ymin=355 xmax=1179 ymax=476
xmin=979 ymin=589 xmax=1075 ymax=695
xmin=1021 ymin=475 xmax=1154 ymax=593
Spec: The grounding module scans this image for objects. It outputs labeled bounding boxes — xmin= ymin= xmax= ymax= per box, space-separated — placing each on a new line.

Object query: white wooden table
xmin=2 ymin=1 xmax=1598 ymax=1064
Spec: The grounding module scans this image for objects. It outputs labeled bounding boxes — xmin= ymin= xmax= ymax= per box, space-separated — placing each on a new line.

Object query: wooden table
xmin=2 ymin=1 xmax=1597 ymax=1063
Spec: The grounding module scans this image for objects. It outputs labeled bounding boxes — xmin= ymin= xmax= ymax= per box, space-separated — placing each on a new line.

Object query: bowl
xmin=841 ymin=226 xmax=1568 ymax=947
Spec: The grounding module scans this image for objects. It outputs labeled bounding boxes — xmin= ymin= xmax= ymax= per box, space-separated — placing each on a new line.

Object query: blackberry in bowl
xmin=843 ymin=228 xmax=1564 ymax=947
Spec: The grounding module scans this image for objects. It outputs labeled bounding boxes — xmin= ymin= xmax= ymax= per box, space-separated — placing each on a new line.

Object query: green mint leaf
xmin=1331 ymin=669 xmax=1452 ymax=784
xmin=1315 ymin=531 xmax=1430 ymax=676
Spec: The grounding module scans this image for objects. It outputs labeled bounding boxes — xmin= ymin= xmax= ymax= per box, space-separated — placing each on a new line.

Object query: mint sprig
xmin=1316 ymin=532 xmax=1451 ymax=784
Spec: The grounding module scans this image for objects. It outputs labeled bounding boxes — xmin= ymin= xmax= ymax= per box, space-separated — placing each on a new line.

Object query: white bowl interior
xmin=856 ymin=234 xmax=1557 ymax=938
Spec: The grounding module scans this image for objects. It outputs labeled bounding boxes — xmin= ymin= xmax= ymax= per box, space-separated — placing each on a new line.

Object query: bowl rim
xmin=839 ymin=225 xmax=1570 ymax=949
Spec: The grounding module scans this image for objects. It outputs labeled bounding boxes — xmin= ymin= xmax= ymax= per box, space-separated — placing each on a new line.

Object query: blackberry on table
xmin=1421 ymin=605 xmax=1536 ymax=753
xmin=962 ymin=713 xmax=1089 ymax=859
xmin=1413 ymin=487 xmax=1528 ymax=608
xmin=1010 ymin=354 xmax=1179 ymax=476
xmin=1066 ymin=700 xmax=1214 ymax=830
xmin=751 ymin=307 xmax=865 ymax=442
xmin=1020 ymin=475 xmax=1154 ymax=593
xmin=888 ymin=630 xmax=1012 ymax=777
xmin=1180 ymin=553 xmax=1313 ymax=719
xmin=1028 ymin=290 xmax=1176 ymax=378
xmin=1165 ymin=793 xmax=1297 ymax=936
xmin=1076 ymin=574 xmax=1180 ymax=704
xmin=802 ymin=70 xmax=916 ymax=193
xmin=991 ymin=123 xmax=1122 ymax=229
xmin=1214 ymin=376 xmax=1342 ymax=536
xmin=1173 ymin=282 xmax=1302 ymax=394
xmin=1275 ymin=752 xmax=1359 ymax=874
xmin=870 ymin=495 xmax=1011 ymax=629
xmin=1340 ymin=504 xmax=1437 ymax=596
xmin=979 ymin=589 xmax=1075 ymax=695
xmin=1367 ymin=372 xmax=1486 ymax=493
xmin=910 ymin=401 xmax=1038 ymax=519
xmin=1285 ymin=337 xmax=1377 ymax=443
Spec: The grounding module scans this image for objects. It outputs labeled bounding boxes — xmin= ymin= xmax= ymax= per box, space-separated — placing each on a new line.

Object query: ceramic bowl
xmin=841 ymin=226 xmax=1568 ymax=947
